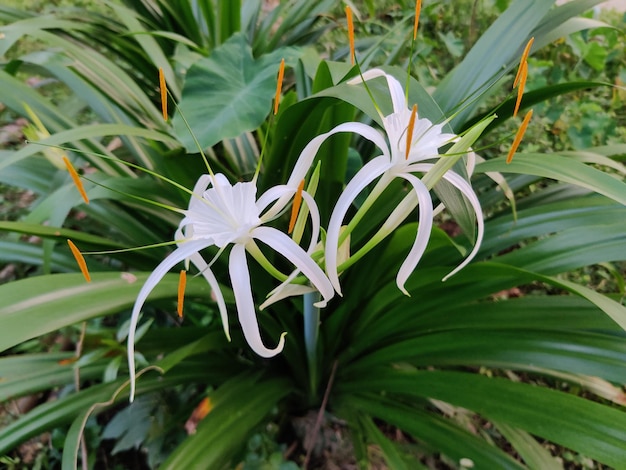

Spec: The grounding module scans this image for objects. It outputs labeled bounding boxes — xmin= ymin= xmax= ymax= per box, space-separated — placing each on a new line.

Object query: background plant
xmin=0 ymin=0 xmax=625 ymax=468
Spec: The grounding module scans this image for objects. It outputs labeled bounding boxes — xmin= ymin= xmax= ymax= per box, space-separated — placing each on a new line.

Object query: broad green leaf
xmin=0 ymin=124 xmax=177 ymax=173
xmin=462 ymin=81 xmax=611 ymax=134
xmin=359 ymin=416 xmax=414 ymax=470
xmin=160 ymin=373 xmax=292 ymax=469
xmin=495 ymin=423 xmax=563 ymax=470
xmin=481 ymin=196 xmax=626 ymax=256
xmin=0 ymin=362 xmax=212 ymax=456
xmin=343 ymin=396 xmax=524 ymax=469
xmin=0 ymin=353 xmax=105 ymax=402
xmin=0 ymin=273 xmax=212 ymax=353
xmin=476 ymin=154 xmax=626 ymax=206
xmin=343 ymin=370 xmax=626 ymax=469
xmin=434 ymin=0 xmax=554 ymax=123
xmin=0 ymin=221 xmax=124 ymax=248
xmin=497 ymin=223 xmax=626 ymax=273
xmin=173 ymin=33 xmax=300 ymax=150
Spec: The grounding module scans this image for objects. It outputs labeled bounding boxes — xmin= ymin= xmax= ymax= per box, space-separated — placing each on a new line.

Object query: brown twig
xmin=303 ymin=360 xmax=339 ymax=469
xmin=74 ymin=322 xmax=88 ymax=470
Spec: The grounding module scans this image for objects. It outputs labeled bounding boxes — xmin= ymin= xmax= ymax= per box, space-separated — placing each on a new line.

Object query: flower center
xmin=186 ymin=176 xmax=262 ymax=247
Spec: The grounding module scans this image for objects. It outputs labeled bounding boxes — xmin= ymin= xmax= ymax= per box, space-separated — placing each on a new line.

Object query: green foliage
xmin=0 ymin=0 xmax=625 ymax=468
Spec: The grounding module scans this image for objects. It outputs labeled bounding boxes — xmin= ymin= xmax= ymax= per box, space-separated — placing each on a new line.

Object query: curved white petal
xmin=287 ymin=122 xmax=390 ymax=188
xmin=255 ymin=190 xmax=323 ymax=308
xmin=394 ymin=173 xmax=434 ymax=295
xmin=437 ymin=172 xmax=484 ymax=281
xmin=185 ymin=252 xmax=230 ymax=341
xmin=261 ymin=122 xmax=390 ymax=221
xmin=128 ymin=239 xmax=213 ymax=401
xmin=325 ymin=157 xmax=391 ymax=294
xmin=256 ymin=184 xmax=293 ymax=219
xmin=466 ymin=149 xmax=477 ymax=176
xmin=300 ymin=191 xmax=322 ymax=254
xmin=229 ymin=244 xmax=285 ymax=357
xmin=407 ymin=163 xmax=484 ymax=280
xmin=260 ymin=284 xmax=316 ymax=310
xmin=186 ymin=174 xmax=213 ymax=213
xmin=347 ymin=68 xmax=406 ymax=114
xmin=252 ymin=226 xmax=334 ymax=308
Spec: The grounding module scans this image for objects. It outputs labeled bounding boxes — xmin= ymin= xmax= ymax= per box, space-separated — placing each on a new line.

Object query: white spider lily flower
xmin=290 ymin=69 xmax=483 ymax=296
xmin=128 ymin=173 xmax=333 ymax=401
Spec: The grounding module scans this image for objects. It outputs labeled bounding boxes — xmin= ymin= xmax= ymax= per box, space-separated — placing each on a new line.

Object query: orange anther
xmin=159 ymin=68 xmax=168 ymax=121
xmin=513 ymin=60 xmax=527 ymax=118
xmin=62 ymin=156 xmax=89 ymax=204
xmin=413 ymin=0 xmax=422 ymax=40
xmin=184 ymin=397 xmax=213 ymax=435
xmin=513 ymin=37 xmax=535 ymax=88
xmin=288 ymin=179 xmax=305 ymax=234
xmin=345 ymin=6 xmax=355 ymax=65
xmin=507 ymin=109 xmax=533 ymax=164
xmin=405 ymin=104 xmax=418 ymax=159
xmin=274 ymin=59 xmax=285 ymax=116
xmin=67 ymin=239 xmax=91 ymax=282
xmin=177 ymin=269 xmax=187 ymax=318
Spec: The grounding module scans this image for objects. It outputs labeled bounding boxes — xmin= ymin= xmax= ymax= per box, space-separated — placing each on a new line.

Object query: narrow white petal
xmin=260 ymin=284 xmax=316 ymax=310
xmin=406 ymin=163 xmax=484 ymax=280
xmin=128 ymin=240 xmax=211 ymax=401
xmin=256 ymin=190 xmax=321 ymax=308
xmin=261 ymin=122 xmax=389 ymax=221
xmin=287 ymin=122 xmax=390 ymax=188
xmin=437 ymin=171 xmax=484 ymax=281
xmin=347 ymin=68 xmax=406 ymax=114
xmin=186 ymin=252 xmax=230 ymax=341
xmin=187 ymin=174 xmax=213 ymax=213
xmin=325 ymin=157 xmax=390 ymax=294
xmin=394 ymin=173 xmax=434 ymax=295
xmin=229 ymin=244 xmax=285 ymax=357
xmin=252 ymin=226 xmax=334 ymax=307
xmin=256 ymin=185 xmax=293 ymax=218
xmin=300 ymin=191 xmax=322 ymax=254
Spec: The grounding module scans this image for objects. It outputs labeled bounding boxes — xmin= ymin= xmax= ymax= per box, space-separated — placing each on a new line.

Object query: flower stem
xmin=303 ymin=291 xmax=320 ymax=400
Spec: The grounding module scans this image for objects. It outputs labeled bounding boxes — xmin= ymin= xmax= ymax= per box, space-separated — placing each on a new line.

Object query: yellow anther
xmin=62 ymin=156 xmax=89 ymax=204
xmin=67 ymin=239 xmax=91 ymax=283
xmin=507 ymin=109 xmax=533 ymax=164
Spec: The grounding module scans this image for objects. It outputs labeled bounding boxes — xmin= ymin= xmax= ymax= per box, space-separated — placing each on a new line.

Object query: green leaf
xmin=0 ymin=273 xmax=211 ymax=353
xmin=0 ymin=353 xmax=105 ymax=402
xmin=476 ymin=154 xmax=626 ymax=206
xmin=343 ymin=370 xmax=626 ymax=469
xmin=160 ymin=373 xmax=292 ymax=469
xmin=173 ymin=33 xmax=300 ymax=151
xmin=434 ymin=0 xmax=555 ymax=124
xmin=0 ymin=362 xmax=214 ymax=458
xmin=0 ymin=221 xmax=124 ymax=248
xmin=496 ymin=423 xmax=562 ymax=470
xmin=343 ymin=396 xmax=524 ymax=469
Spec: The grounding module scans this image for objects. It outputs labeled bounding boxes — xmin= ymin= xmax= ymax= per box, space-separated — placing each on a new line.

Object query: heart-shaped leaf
xmin=173 ymin=33 xmax=301 ymax=151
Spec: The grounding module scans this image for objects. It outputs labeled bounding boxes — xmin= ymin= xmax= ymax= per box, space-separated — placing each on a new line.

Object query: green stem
xmin=303 ymin=292 xmax=320 ymax=400
xmin=246 ymin=241 xmax=289 ymax=282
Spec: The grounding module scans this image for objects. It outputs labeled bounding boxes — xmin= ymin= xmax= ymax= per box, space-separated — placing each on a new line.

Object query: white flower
xmin=128 ymin=173 xmax=333 ymax=400
xmin=289 ymin=69 xmax=484 ymax=295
